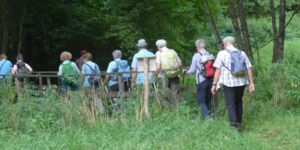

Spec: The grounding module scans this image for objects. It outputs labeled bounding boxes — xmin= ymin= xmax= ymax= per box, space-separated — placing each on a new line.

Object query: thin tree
xmin=271 ymin=0 xmax=286 ymax=63
xmin=270 ymin=0 xmax=278 ymax=62
xmin=237 ymin=0 xmax=253 ymax=60
xmin=17 ymin=1 xmax=27 ymax=54
xmin=227 ymin=0 xmax=243 ymax=49
xmin=202 ymin=0 xmax=224 ymax=50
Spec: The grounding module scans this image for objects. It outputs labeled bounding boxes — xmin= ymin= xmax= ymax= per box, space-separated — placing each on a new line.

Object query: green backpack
xmin=62 ymin=62 xmax=79 ymax=85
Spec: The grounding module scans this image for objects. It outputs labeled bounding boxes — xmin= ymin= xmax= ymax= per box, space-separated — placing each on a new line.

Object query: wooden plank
xmin=137 ymin=56 xmax=156 ymax=72
xmin=142 ymin=57 xmax=150 ymax=117
xmin=38 ymin=73 xmax=43 ymax=90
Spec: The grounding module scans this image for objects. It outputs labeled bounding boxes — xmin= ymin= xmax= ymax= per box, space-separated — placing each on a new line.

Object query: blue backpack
xmin=111 ymin=60 xmax=130 ymax=81
xmin=224 ymin=49 xmax=247 ymax=77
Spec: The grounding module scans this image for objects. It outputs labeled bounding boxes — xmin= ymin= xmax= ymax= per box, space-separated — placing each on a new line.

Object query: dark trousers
xmin=196 ymin=79 xmax=212 ymax=118
xmin=223 ymin=85 xmax=245 ymax=127
xmin=109 ymin=81 xmax=130 ymax=92
xmin=167 ymin=76 xmax=180 ymax=105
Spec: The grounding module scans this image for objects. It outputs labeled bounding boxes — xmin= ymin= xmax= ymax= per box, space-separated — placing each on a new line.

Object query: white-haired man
xmin=211 ymin=36 xmax=255 ymax=132
xmin=131 ymin=39 xmax=155 ymax=87
xmin=105 ymin=50 xmax=130 ymax=92
xmin=156 ymin=39 xmax=182 ymax=104
xmin=186 ymin=39 xmax=214 ymax=119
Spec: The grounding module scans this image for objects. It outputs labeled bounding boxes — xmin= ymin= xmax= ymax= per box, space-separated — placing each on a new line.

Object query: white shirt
xmin=12 ymin=61 xmax=33 ymax=75
xmin=213 ymin=46 xmax=252 ymax=88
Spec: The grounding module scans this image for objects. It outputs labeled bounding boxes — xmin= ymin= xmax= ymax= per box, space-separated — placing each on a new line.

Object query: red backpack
xmin=198 ymin=53 xmax=215 ymax=79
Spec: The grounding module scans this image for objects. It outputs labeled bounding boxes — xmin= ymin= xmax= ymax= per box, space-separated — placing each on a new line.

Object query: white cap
xmin=136 ymin=39 xmax=148 ymax=48
xmin=156 ymin=39 xmax=167 ymax=48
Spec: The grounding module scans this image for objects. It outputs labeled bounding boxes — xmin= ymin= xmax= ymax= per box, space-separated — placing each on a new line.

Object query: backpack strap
xmin=0 ymin=60 xmax=7 ymax=72
xmin=114 ymin=60 xmax=121 ymax=72
xmin=0 ymin=60 xmax=7 ymax=78
xmin=86 ymin=63 xmax=96 ymax=72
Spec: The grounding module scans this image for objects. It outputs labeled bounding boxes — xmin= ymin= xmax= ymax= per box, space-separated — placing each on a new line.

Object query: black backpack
xmin=16 ymin=62 xmax=29 ymax=81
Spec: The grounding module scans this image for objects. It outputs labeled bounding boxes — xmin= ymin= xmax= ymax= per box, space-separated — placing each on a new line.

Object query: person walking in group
xmin=81 ymin=52 xmax=101 ymax=90
xmin=105 ymin=50 xmax=130 ymax=92
xmin=156 ymin=39 xmax=182 ymax=105
xmin=76 ymin=50 xmax=88 ymax=70
xmin=131 ymin=39 xmax=155 ymax=87
xmin=58 ymin=51 xmax=80 ymax=93
xmin=0 ymin=54 xmax=13 ymax=85
xmin=211 ymin=36 xmax=255 ymax=132
xmin=186 ymin=39 xmax=215 ymax=119
xmin=12 ymin=54 xmax=33 ymax=96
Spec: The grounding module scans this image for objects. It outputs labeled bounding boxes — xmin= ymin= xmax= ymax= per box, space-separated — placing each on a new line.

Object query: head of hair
xmin=223 ymin=36 xmax=235 ymax=45
xmin=112 ymin=50 xmax=122 ymax=59
xmin=195 ymin=39 xmax=206 ymax=48
xmin=0 ymin=54 xmax=7 ymax=60
xmin=80 ymin=50 xmax=88 ymax=55
xmin=16 ymin=54 xmax=24 ymax=61
xmin=155 ymin=39 xmax=167 ymax=48
xmin=83 ymin=52 xmax=93 ymax=61
xmin=60 ymin=51 xmax=72 ymax=61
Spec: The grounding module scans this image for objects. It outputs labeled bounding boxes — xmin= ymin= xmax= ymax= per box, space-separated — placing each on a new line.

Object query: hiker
xmin=81 ymin=52 xmax=104 ymax=113
xmin=12 ymin=54 xmax=33 ymax=93
xmin=105 ymin=50 xmax=130 ymax=92
xmin=58 ymin=51 xmax=80 ymax=92
xmin=211 ymin=36 xmax=255 ymax=132
xmin=131 ymin=39 xmax=155 ymax=87
xmin=81 ymin=52 xmax=101 ymax=89
xmin=76 ymin=50 xmax=88 ymax=70
xmin=156 ymin=39 xmax=182 ymax=104
xmin=186 ymin=39 xmax=215 ymax=119
xmin=0 ymin=54 xmax=13 ymax=85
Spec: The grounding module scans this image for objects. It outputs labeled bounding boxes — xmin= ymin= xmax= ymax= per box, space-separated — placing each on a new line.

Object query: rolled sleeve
xmin=57 ymin=64 xmax=63 ymax=76
xmin=155 ymin=51 xmax=162 ymax=64
xmin=213 ymin=52 xmax=224 ymax=69
xmin=131 ymin=55 xmax=138 ymax=68
xmin=106 ymin=62 xmax=115 ymax=73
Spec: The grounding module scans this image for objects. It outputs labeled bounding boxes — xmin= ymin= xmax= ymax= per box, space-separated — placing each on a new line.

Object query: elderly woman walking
xmin=57 ymin=51 xmax=80 ymax=92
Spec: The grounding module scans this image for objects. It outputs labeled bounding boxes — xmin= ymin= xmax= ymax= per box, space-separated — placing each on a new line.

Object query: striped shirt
xmin=213 ymin=46 xmax=252 ymax=88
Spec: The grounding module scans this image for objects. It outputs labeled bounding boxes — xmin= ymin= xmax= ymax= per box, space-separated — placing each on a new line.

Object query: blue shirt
xmin=0 ymin=59 xmax=12 ymax=79
xmin=106 ymin=58 xmax=120 ymax=86
xmin=82 ymin=61 xmax=100 ymax=88
xmin=131 ymin=49 xmax=155 ymax=84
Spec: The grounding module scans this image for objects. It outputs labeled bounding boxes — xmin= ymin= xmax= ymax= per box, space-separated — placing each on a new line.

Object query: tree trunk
xmin=270 ymin=0 xmax=278 ymax=63
xmin=227 ymin=0 xmax=243 ymax=49
xmin=237 ymin=0 xmax=253 ymax=60
xmin=1 ymin=15 xmax=8 ymax=54
xmin=202 ymin=0 xmax=224 ymax=50
xmin=275 ymin=0 xmax=286 ymax=62
xmin=17 ymin=1 xmax=27 ymax=54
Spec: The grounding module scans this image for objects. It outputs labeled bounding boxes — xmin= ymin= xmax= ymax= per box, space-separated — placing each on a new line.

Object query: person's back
xmin=105 ymin=50 xmax=130 ymax=92
xmin=82 ymin=60 xmax=100 ymax=88
xmin=159 ymin=47 xmax=182 ymax=79
xmin=0 ymin=54 xmax=12 ymax=80
xmin=58 ymin=51 xmax=80 ymax=92
xmin=131 ymin=49 xmax=155 ymax=85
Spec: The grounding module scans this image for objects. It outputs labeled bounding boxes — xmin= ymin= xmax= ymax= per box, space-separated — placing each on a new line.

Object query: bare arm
xmin=211 ymin=68 xmax=221 ymax=94
xmin=247 ymin=68 xmax=255 ymax=96
xmin=131 ymin=68 xmax=137 ymax=82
